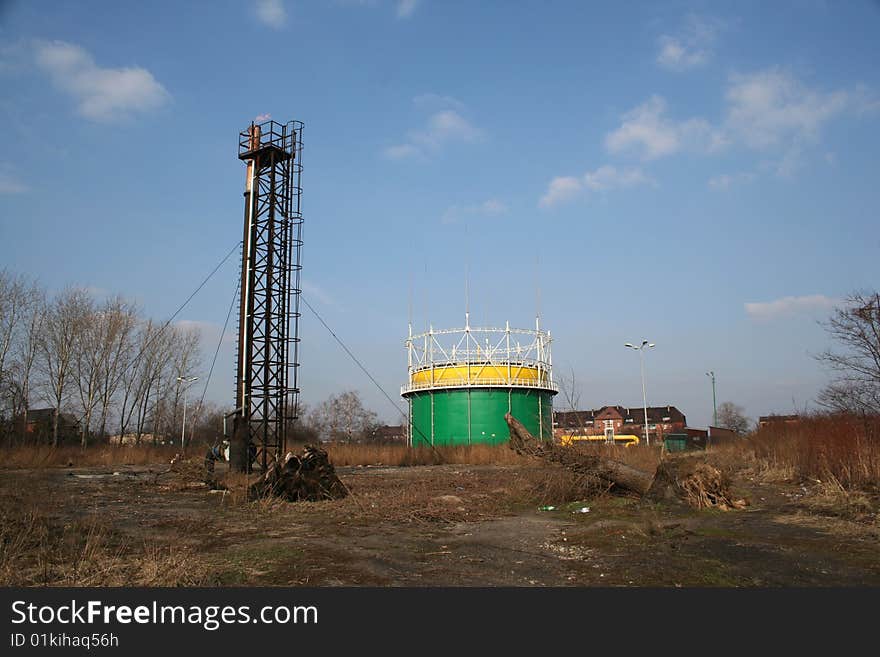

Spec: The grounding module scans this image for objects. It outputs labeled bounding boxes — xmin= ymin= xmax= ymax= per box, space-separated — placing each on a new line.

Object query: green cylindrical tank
xmin=401 ymin=320 xmax=558 ymax=446
xmin=407 ymin=387 xmax=554 ymax=446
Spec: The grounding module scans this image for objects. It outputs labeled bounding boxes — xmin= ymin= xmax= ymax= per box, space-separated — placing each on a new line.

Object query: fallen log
xmin=506 ymin=413 xmax=653 ymax=496
xmin=504 ymin=413 xmax=747 ymax=510
xmin=249 ymin=444 xmax=348 ymax=502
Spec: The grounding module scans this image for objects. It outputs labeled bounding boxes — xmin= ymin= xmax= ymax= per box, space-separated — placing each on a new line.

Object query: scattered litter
xmin=538 ymin=505 xmax=556 ymax=511
xmin=572 ymin=506 xmax=591 ymax=514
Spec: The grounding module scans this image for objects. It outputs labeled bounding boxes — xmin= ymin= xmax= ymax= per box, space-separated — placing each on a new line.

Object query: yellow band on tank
xmin=410 ymin=364 xmax=547 ymax=387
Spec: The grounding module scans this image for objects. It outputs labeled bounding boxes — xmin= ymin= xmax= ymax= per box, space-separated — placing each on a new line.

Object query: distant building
xmin=553 ymin=405 xmax=687 ymax=442
xmin=15 ymin=408 xmax=80 ymax=444
xmin=686 ymin=426 xmax=738 ymax=444
xmin=371 ymin=424 xmax=407 ymax=444
xmin=107 ymin=433 xmax=164 ymax=445
xmin=758 ymin=414 xmax=801 ymax=428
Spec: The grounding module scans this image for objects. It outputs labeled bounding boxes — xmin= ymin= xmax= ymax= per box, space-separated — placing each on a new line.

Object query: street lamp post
xmin=706 ymin=371 xmax=717 ymax=427
xmin=625 ymin=340 xmax=655 ymax=446
xmin=176 ymin=376 xmax=199 ymax=450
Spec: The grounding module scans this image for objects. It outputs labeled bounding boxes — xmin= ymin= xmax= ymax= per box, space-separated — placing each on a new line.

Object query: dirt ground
xmin=2 ymin=459 xmax=879 ymax=586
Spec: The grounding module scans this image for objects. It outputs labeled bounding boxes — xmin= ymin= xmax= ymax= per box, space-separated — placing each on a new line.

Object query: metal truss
xmin=235 ymin=119 xmax=303 ymax=470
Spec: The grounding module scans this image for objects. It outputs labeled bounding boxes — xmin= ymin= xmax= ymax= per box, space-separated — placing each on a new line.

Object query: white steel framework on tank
xmin=402 ymin=314 xmax=558 ymax=395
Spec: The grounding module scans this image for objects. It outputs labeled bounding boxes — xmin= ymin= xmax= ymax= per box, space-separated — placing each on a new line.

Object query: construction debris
xmin=504 ymin=413 xmax=748 ymax=511
xmin=249 ymin=444 xmax=348 ymax=502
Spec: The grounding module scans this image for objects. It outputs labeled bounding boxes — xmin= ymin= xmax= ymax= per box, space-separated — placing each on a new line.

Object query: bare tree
xmin=308 ymin=390 xmax=378 ymax=443
xmin=0 ymin=270 xmax=27 ymax=387
xmin=134 ymin=321 xmax=175 ymax=443
xmin=557 ymin=366 xmax=582 ymax=413
xmin=556 ymin=366 xmax=592 ymax=436
xmin=116 ymin=319 xmax=154 ymax=442
xmin=816 ymin=291 xmax=880 ymax=416
xmin=0 ymin=272 xmax=43 ymax=441
xmin=9 ymin=287 xmax=45 ymax=442
xmin=0 ymin=271 xmax=35 ymax=423
xmin=39 ymin=288 xmax=91 ymax=446
xmin=95 ymin=297 xmax=138 ymax=440
xmin=716 ymin=401 xmax=751 ymax=434
xmin=167 ymin=323 xmax=203 ymax=440
xmin=72 ymin=293 xmax=101 ymax=447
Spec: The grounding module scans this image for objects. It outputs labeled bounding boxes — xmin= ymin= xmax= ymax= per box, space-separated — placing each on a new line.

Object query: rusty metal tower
xmin=232 ymin=119 xmax=303 ymax=471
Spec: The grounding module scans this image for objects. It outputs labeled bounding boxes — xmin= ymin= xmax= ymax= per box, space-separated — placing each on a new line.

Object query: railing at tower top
xmin=404 ymin=321 xmax=556 ymax=393
xmin=401 ymin=376 xmax=559 ymax=395
xmin=239 ymin=120 xmax=299 ymax=158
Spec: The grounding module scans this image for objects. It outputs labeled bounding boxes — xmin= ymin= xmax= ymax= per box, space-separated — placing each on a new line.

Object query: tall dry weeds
xmin=745 ymin=413 xmax=880 ymax=490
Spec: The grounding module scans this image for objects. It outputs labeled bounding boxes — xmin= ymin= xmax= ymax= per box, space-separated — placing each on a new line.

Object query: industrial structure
xmin=230 ymin=119 xmax=304 ymax=471
xmin=402 ymin=315 xmax=558 ymax=446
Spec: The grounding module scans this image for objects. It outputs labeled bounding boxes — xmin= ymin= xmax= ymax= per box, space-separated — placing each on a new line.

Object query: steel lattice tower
xmin=232 ymin=119 xmax=303 ymax=471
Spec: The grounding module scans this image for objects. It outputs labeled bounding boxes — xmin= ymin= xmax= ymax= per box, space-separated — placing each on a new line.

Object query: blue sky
xmin=1 ymin=0 xmax=878 ymax=427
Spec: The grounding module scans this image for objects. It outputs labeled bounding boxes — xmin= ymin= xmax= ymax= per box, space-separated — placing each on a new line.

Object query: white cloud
xmin=724 ymin=69 xmax=849 ymax=149
xmin=604 ymin=95 xmax=724 ymax=160
xmin=604 ymin=69 xmax=867 ymax=177
xmin=383 ymin=143 xmax=421 ymax=160
xmin=745 ymin=294 xmax=837 ymax=320
xmin=657 ymin=37 xmax=706 ymax=71
xmin=385 ymin=99 xmax=482 ymax=159
xmin=583 ymin=165 xmax=654 ymax=191
xmin=396 ymin=0 xmax=420 ymax=18
xmin=656 ymin=15 xmax=721 ymax=72
xmin=539 ymin=176 xmax=582 ymax=209
xmin=254 ymin=0 xmax=287 ymax=28
xmin=539 ymin=166 xmax=653 ymax=208
xmin=254 ymin=112 xmax=271 ymax=122
xmin=416 ymin=110 xmax=482 ymax=147
xmin=708 ymin=171 xmax=755 ymax=190
xmin=479 ymin=198 xmax=506 ymax=214
xmin=441 ymin=198 xmax=508 ymax=224
xmin=0 ymin=165 xmax=28 ymax=194
xmin=34 ymin=40 xmax=169 ymax=122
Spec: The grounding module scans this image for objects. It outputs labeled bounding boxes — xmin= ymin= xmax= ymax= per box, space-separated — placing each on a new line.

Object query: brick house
xmin=553 ymin=405 xmax=687 ymax=442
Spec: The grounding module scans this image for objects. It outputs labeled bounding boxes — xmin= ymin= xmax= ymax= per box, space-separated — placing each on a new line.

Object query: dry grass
xmin=0 ymin=491 xmax=218 ymax=586
xmin=796 ymin=474 xmax=877 ymax=522
xmin=0 ymin=444 xmax=180 ymax=469
xmin=743 ymin=413 xmax=880 ymax=490
xmin=1 ymin=439 xmax=664 ymax=472
xmin=322 ymin=443 xmax=529 ymax=467
xmin=324 ymin=441 xmax=663 ymax=470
